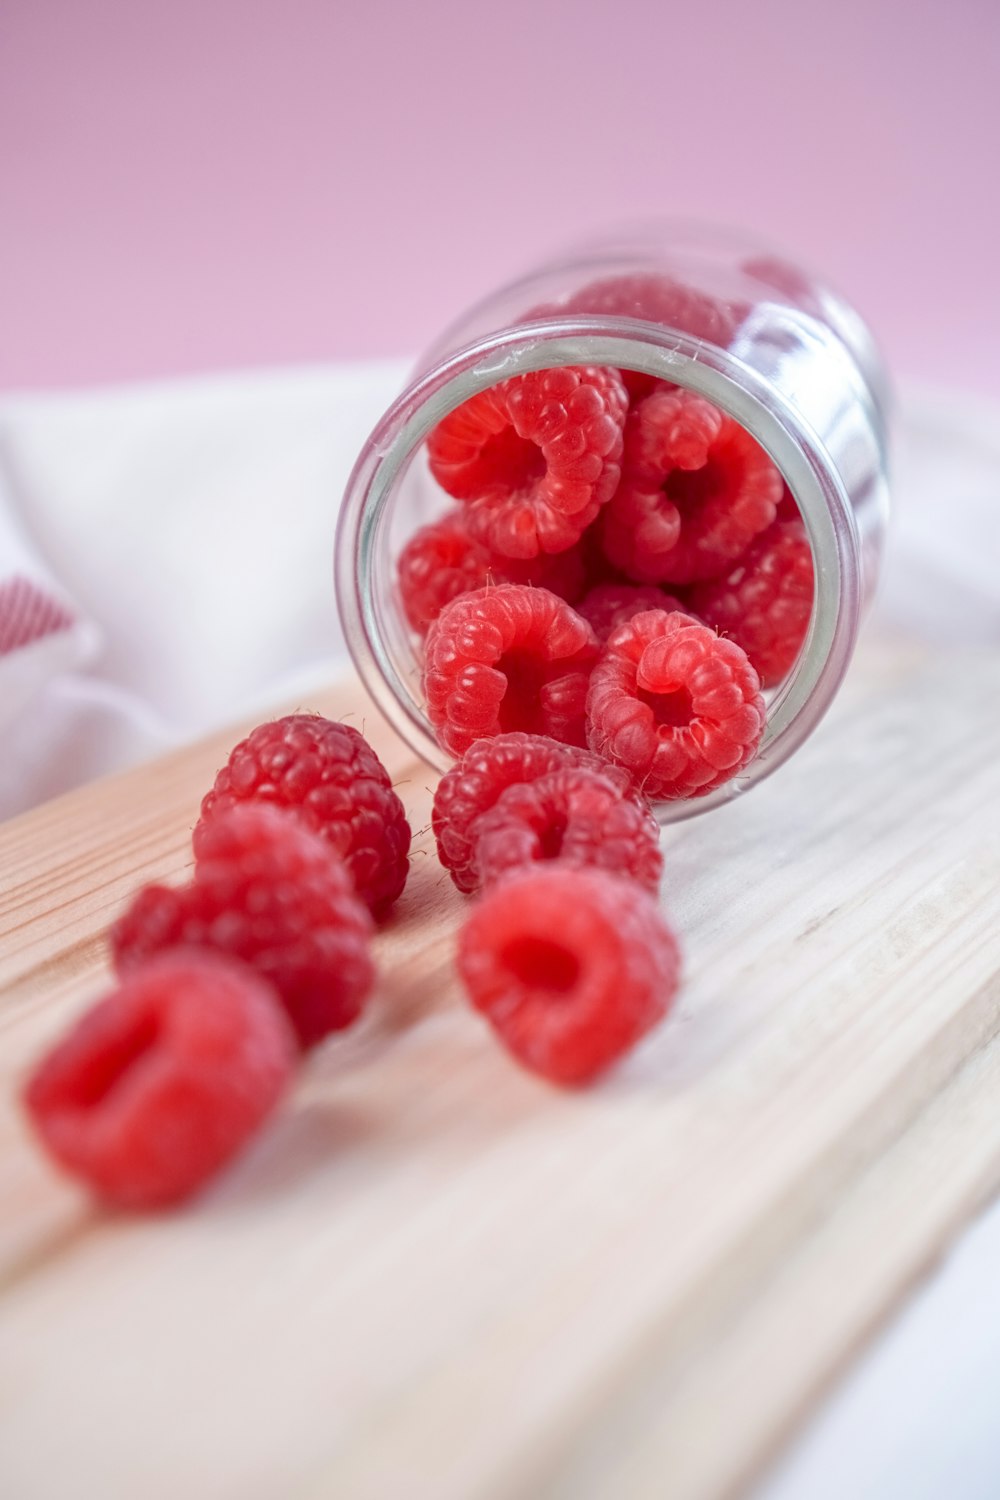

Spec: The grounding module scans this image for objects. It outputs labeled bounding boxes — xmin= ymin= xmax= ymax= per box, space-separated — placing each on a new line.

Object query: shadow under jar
xmin=335 ymin=222 xmax=891 ymax=822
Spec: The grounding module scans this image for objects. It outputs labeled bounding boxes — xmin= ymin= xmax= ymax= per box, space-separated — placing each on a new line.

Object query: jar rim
xmin=335 ymin=316 xmax=863 ymax=823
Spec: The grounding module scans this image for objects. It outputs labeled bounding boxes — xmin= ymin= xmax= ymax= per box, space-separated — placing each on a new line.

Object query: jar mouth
xmin=335 ymin=317 xmax=863 ymax=824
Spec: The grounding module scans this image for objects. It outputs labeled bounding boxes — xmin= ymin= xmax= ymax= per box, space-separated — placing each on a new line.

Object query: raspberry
xmin=577 ymin=581 xmax=693 ymax=642
xmin=562 ymin=273 xmax=749 ymax=401
xmin=23 ymin=952 xmax=295 ymax=1208
xmin=565 ymin=272 xmax=749 ymax=348
xmin=113 ymin=805 xmax=375 ymax=1049
xmin=689 ymin=519 xmax=814 ymax=687
xmin=741 ymin=254 xmax=824 ymax=319
xmin=603 ymin=388 xmax=783 ymax=585
xmin=423 ymin=585 xmax=598 ymax=757
xmin=586 ymin=609 xmax=765 ymax=799
xmin=194 ymin=714 xmax=410 ymax=917
xmin=426 ymin=366 xmax=628 ymax=559
xmin=776 ymin=483 xmax=802 ymax=522
xmin=473 ymin=765 xmax=662 ymax=894
xmin=457 ymin=865 xmax=680 ymax=1085
xmin=397 ymin=508 xmax=587 ymax=635
xmin=432 ymin=730 xmax=636 ymax=893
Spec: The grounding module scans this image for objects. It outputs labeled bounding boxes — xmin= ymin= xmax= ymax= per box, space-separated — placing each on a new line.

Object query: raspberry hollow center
xmin=537 ymin=815 xmax=567 ymax=861
xmin=501 ymin=934 xmax=580 ymax=994
xmin=637 ymin=684 xmax=695 ymax=729
xmin=479 ymin=429 xmax=546 ymax=494
xmin=663 ymin=458 xmax=724 ymax=513
xmin=70 ymin=1015 xmax=160 ymax=1109
xmin=497 ymin=650 xmax=551 ymax=735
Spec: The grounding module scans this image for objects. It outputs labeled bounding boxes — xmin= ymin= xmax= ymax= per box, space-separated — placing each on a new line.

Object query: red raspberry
xmin=23 ymin=952 xmax=295 ymax=1208
xmin=397 ymin=508 xmax=587 ymax=635
xmin=565 ymin=272 xmax=749 ymax=348
xmin=423 ymin=585 xmax=598 ymax=757
xmin=562 ymin=273 xmax=749 ymax=401
xmin=741 ymin=254 xmax=825 ymax=319
xmin=603 ymin=388 xmax=783 ymax=585
xmin=776 ymin=482 xmax=802 ymax=522
xmin=689 ymin=519 xmax=814 ymax=687
xmin=194 ymin=714 xmax=410 ymax=917
xmin=586 ymin=609 xmax=765 ymax=799
xmin=457 ymin=865 xmax=680 ymax=1085
xmin=473 ymin=765 xmax=662 ymax=894
xmin=113 ymin=805 xmax=375 ymax=1049
xmin=577 ymin=581 xmax=693 ymax=641
xmin=432 ymin=730 xmax=636 ymax=894
xmin=426 ymin=366 xmax=628 ymax=559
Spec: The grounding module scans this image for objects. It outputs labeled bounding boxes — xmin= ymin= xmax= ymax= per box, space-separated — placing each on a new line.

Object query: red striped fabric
xmin=0 ymin=575 xmax=75 ymax=656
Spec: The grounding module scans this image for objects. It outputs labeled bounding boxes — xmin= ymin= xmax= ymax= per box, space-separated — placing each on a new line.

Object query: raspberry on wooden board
xmin=586 ymin=609 xmax=765 ymax=800
xmin=423 ymin=585 xmax=598 ymax=756
xmin=473 ymin=764 xmax=663 ymax=894
xmin=431 ymin=730 xmax=638 ymax=894
xmin=194 ymin=713 xmax=411 ymax=918
xmin=113 ymin=805 xmax=375 ymax=1049
xmin=457 ymin=865 xmax=680 ymax=1085
xmin=603 ymin=387 xmax=783 ymax=585
xmin=23 ymin=952 xmax=296 ymax=1209
xmin=426 ymin=366 xmax=628 ymax=559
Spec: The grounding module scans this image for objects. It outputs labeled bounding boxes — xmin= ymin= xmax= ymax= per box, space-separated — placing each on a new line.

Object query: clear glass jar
xmin=335 ymin=222 xmax=891 ymax=822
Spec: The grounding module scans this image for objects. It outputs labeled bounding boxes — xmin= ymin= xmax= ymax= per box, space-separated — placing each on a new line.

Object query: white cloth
xmin=0 ymin=363 xmax=999 ymax=1497
xmin=0 ymin=359 xmax=407 ymax=816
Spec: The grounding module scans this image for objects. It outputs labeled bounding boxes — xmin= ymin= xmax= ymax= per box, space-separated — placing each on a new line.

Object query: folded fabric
xmin=0 ymin=358 xmax=407 ymax=817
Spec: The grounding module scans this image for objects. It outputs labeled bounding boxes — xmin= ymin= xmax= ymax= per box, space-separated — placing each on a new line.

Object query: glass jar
xmin=335 ymin=222 xmax=891 ymax=822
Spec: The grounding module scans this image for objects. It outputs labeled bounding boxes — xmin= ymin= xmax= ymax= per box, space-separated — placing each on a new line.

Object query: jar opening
xmin=335 ymin=317 xmax=863 ymax=823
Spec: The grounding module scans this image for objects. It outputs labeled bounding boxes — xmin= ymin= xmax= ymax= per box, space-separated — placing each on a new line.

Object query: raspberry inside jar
xmin=336 ymin=226 xmax=888 ymax=821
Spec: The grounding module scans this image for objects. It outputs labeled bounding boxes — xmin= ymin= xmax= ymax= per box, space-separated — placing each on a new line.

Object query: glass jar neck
xmin=336 ymin=318 xmax=867 ymax=823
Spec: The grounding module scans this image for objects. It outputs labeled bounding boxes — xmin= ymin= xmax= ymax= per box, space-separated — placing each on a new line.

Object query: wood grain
xmin=1 ymin=629 xmax=999 ymax=1500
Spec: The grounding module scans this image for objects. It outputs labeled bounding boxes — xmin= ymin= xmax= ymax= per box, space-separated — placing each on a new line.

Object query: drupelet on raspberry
xmin=431 ymin=730 xmax=638 ymax=894
xmin=603 ymin=387 xmax=783 ymax=585
xmin=423 ymin=584 xmax=598 ymax=756
xmin=457 ymin=864 xmax=680 ymax=1085
xmin=23 ymin=951 xmax=296 ymax=1208
xmin=113 ymin=804 xmax=375 ymax=1049
xmin=473 ymin=764 xmax=663 ymax=894
xmin=397 ymin=508 xmax=587 ymax=634
xmin=194 ymin=713 xmax=410 ymax=918
xmin=426 ymin=366 xmax=628 ymax=559
xmin=586 ymin=608 xmax=765 ymax=799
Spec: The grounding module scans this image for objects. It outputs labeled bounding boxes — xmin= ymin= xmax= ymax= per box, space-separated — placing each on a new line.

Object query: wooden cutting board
xmin=2 ymin=626 xmax=1000 ymax=1500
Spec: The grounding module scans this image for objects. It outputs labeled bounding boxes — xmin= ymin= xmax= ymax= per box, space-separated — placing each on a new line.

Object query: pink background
xmin=1 ymin=0 xmax=996 ymax=395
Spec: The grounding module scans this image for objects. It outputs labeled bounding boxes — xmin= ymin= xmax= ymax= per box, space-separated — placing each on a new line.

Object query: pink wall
xmin=1 ymin=0 xmax=996 ymax=394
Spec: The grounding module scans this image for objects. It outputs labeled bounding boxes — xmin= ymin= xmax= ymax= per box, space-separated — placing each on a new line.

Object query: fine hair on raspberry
xmin=397 ymin=508 xmax=587 ymax=634
xmin=194 ymin=713 xmax=411 ymax=918
xmin=23 ymin=951 xmax=296 ymax=1208
xmin=113 ymin=803 xmax=375 ymax=1049
xmin=457 ymin=865 xmax=681 ymax=1085
xmin=423 ymin=584 xmax=598 ymax=756
xmin=426 ymin=365 xmax=628 ymax=558
xmin=603 ymin=387 xmax=783 ymax=585
xmin=472 ymin=764 xmax=663 ymax=895
xmin=431 ymin=730 xmax=637 ymax=893
xmin=689 ymin=518 xmax=814 ymax=687
xmin=586 ymin=608 xmax=765 ymax=799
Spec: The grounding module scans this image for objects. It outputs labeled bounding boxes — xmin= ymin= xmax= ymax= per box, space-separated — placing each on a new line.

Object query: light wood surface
xmin=1 ymin=628 xmax=999 ymax=1500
